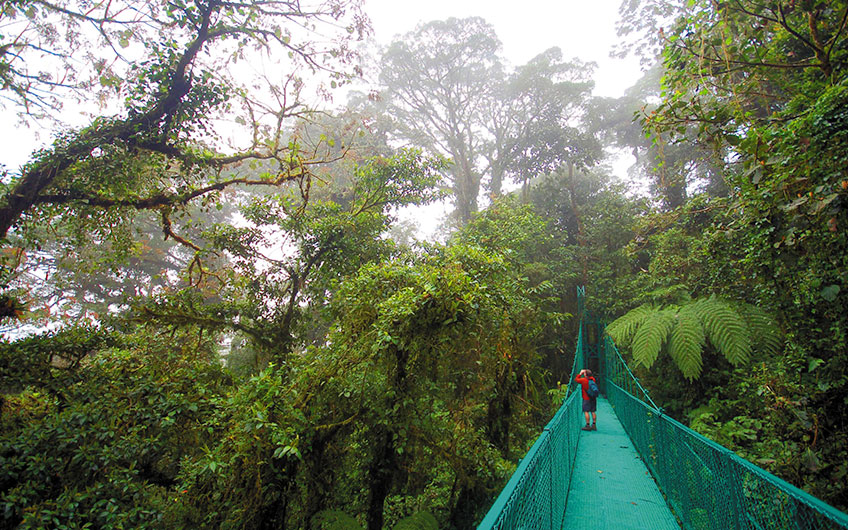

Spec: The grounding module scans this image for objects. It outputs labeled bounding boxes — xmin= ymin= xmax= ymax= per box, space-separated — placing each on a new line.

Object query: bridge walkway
xmin=564 ymin=397 xmax=679 ymax=529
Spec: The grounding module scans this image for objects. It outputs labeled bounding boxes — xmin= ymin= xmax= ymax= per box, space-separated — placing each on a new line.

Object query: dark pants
xmin=582 ymin=398 xmax=597 ymax=412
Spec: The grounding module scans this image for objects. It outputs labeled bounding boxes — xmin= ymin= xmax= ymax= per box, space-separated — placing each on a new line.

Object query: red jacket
xmin=575 ymin=375 xmax=597 ymax=401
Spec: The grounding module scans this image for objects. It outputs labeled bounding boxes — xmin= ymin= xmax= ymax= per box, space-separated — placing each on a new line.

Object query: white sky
xmin=363 ymin=0 xmax=644 ymax=98
xmin=2 ymin=1 xmax=643 ymax=167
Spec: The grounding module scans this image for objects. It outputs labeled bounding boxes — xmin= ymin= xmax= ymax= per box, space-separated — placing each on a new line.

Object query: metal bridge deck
xmin=564 ymin=397 xmax=680 ymax=529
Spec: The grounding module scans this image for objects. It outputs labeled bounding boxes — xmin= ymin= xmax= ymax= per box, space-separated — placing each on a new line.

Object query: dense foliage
xmin=0 ymin=230 xmax=568 ymax=529
xmin=2 ymin=0 xmax=848 ymax=527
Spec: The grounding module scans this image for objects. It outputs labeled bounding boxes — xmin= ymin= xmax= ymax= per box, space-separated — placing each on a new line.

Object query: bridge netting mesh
xmin=478 ymin=290 xmax=848 ymax=530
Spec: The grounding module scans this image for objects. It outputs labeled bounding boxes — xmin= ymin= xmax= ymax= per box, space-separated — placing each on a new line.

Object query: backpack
xmin=586 ymin=379 xmax=599 ymax=398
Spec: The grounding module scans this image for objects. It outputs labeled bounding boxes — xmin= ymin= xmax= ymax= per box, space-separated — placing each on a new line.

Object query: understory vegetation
xmin=1 ymin=0 xmax=847 ymax=527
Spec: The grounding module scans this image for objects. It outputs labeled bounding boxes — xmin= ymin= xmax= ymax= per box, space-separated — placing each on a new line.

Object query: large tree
xmin=379 ymin=17 xmax=501 ymax=224
xmin=483 ymin=48 xmax=600 ymax=196
xmin=0 ymin=0 xmax=372 ymax=327
xmin=597 ymin=63 xmax=728 ymax=209
xmin=380 ymin=19 xmax=607 ymax=224
xmin=134 ymin=150 xmax=445 ymax=363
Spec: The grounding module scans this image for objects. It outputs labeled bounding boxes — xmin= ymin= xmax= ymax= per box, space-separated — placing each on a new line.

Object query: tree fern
xmin=695 ymin=297 xmax=752 ymax=366
xmin=606 ymin=296 xmax=782 ymax=380
xmin=738 ymin=304 xmax=783 ymax=356
xmin=631 ymin=307 xmax=677 ymax=369
xmin=667 ymin=307 xmax=706 ymax=380
xmin=606 ymin=304 xmax=658 ymax=347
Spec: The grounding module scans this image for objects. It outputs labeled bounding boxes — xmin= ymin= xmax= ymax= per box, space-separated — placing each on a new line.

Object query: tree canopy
xmin=2 ymin=1 xmax=848 ymax=526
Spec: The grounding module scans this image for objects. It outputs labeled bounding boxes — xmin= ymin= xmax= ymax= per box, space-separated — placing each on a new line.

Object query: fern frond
xmin=394 ymin=512 xmax=439 ymax=530
xmin=312 ymin=510 xmax=363 ymax=530
xmin=695 ymin=298 xmax=752 ymax=365
xmin=738 ymin=304 xmax=783 ymax=356
xmin=668 ymin=308 xmax=706 ymax=380
xmin=606 ymin=304 xmax=658 ymax=347
xmin=631 ymin=308 xmax=677 ymax=369
xmin=642 ymin=284 xmax=691 ymax=304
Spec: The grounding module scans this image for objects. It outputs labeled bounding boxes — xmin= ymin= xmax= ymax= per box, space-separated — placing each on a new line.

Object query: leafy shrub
xmin=0 ymin=330 xmax=230 ymax=529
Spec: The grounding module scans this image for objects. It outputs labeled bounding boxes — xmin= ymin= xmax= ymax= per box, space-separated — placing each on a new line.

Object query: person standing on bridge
xmin=575 ymin=369 xmax=598 ymax=431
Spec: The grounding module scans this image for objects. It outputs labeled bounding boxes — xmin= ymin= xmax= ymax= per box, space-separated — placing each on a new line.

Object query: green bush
xmin=0 ymin=330 xmax=230 ymax=529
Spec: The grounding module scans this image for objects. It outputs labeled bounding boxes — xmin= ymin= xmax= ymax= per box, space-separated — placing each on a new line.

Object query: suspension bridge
xmin=478 ymin=287 xmax=848 ymax=530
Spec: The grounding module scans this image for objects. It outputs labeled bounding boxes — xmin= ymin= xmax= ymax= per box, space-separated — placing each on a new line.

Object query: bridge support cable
xmin=603 ymin=334 xmax=659 ymax=411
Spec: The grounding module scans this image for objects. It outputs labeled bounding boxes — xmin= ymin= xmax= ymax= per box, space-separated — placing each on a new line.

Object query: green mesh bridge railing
xmin=478 ymin=287 xmax=848 ymax=530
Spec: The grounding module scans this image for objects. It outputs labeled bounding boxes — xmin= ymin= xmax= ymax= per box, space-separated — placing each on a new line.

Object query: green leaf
xmin=821 ymin=284 xmax=840 ymax=302
xmin=606 ymin=304 xmax=659 ymax=347
xmin=801 ymin=448 xmax=820 ymax=472
xmin=312 ymin=510 xmax=363 ymax=530
xmin=696 ymin=298 xmax=751 ymax=365
xmin=668 ymin=308 xmax=705 ymax=380
xmin=739 ymin=304 xmax=782 ymax=356
xmin=631 ymin=308 xmax=676 ymax=369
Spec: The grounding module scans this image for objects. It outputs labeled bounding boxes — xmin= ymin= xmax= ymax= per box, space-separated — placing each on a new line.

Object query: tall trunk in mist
xmin=566 ymin=162 xmax=589 ymax=286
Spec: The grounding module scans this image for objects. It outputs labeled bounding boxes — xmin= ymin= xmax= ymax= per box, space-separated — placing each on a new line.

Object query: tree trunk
xmin=365 ymin=427 xmax=396 ymax=530
xmin=486 ymin=366 xmax=513 ymax=455
xmin=566 ymin=163 xmax=589 ymax=286
xmin=490 ymin=162 xmax=504 ymax=197
xmin=448 ymin=483 xmax=488 ymax=529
